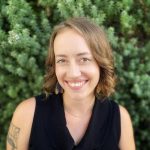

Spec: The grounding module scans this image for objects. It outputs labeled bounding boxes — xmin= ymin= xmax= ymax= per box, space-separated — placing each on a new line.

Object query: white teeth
xmin=68 ymin=81 xmax=85 ymax=87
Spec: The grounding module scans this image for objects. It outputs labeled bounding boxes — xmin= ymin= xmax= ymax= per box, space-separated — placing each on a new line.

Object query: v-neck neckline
xmin=59 ymin=94 xmax=97 ymax=147
xmin=44 ymin=93 xmax=113 ymax=149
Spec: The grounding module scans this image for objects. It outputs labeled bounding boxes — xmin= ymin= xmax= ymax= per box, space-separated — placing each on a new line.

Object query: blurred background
xmin=0 ymin=0 xmax=150 ymax=149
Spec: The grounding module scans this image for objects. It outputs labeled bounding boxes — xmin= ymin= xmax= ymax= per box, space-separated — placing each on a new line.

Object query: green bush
xmin=0 ymin=0 xmax=150 ymax=149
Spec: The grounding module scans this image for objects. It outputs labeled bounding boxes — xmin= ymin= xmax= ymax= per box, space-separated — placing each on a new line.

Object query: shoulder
xmin=119 ymin=105 xmax=134 ymax=132
xmin=119 ymin=105 xmax=131 ymax=123
xmin=12 ymin=97 xmax=36 ymax=133
xmin=6 ymin=97 xmax=36 ymax=150
xmin=14 ymin=97 xmax=36 ymax=116
xmin=119 ymin=105 xmax=136 ymax=150
xmin=12 ymin=97 xmax=36 ymax=125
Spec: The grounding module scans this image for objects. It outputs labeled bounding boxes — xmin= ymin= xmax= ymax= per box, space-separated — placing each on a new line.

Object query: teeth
xmin=68 ymin=81 xmax=85 ymax=87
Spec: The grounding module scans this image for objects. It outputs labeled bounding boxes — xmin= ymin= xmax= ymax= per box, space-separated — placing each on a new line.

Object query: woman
xmin=6 ymin=17 xmax=135 ymax=150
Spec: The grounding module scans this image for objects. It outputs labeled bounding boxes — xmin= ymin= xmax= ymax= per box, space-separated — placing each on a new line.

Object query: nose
xmin=66 ymin=62 xmax=81 ymax=78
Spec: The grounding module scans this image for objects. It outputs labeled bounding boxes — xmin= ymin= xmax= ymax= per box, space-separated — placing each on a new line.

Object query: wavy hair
xmin=43 ymin=17 xmax=116 ymax=98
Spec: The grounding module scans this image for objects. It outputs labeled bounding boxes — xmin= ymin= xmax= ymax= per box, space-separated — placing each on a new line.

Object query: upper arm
xmin=6 ymin=97 xmax=36 ymax=150
xmin=119 ymin=105 xmax=136 ymax=150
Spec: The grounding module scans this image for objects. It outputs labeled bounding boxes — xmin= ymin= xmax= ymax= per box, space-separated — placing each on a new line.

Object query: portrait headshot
xmin=1 ymin=1 xmax=149 ymax=150
xmin=6 ymin=17 xmax=135 ymax=150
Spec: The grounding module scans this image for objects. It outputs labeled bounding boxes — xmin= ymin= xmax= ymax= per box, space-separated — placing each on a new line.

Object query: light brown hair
xmin=43 ymin=17 xmax=116 ymax=98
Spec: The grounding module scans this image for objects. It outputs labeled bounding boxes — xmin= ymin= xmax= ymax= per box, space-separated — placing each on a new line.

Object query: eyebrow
xmin=55 ymin=52 xmax=91 ymax=57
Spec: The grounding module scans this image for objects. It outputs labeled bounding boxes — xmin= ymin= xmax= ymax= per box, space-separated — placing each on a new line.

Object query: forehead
xmin=53 ymin=28 xmax=92 ymax=57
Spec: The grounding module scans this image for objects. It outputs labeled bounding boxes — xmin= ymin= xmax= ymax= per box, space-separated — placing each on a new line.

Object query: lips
xmin=65 ymin=80 xmax=87 ymax=90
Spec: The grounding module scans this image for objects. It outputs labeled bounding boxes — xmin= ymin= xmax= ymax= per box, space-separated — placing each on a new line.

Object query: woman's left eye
xmin=80 ymin=58 xmax=91 ymax=62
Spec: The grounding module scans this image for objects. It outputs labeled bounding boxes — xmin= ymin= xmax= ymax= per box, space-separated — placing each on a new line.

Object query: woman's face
xmin=54 ymin=28 xmax=100 ymax=100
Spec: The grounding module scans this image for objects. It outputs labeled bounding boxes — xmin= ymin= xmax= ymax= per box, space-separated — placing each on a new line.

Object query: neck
xmin=63 ymin=92 xmax=95 ymax=118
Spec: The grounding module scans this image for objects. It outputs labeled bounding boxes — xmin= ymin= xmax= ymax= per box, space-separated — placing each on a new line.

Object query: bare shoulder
xmin=13 ymin=97 xmax=36 ymax=118
xmin=119 ymin=105 xmax=131 ymax=122
xmin=119 ymin=105 xmax=136 ymax=150
xmin=6 ymin=97 xmax=36 ymax=150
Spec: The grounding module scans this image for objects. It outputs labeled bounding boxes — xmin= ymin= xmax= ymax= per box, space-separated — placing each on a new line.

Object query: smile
xmin=65 ymin=80 xmax=87 ymax=90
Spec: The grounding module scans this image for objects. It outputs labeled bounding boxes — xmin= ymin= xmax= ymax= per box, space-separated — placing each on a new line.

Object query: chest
xmin=29 ymin=95 xmax=120 ymax=150
xmin=65 ymin=112 xmax=92 ymax=145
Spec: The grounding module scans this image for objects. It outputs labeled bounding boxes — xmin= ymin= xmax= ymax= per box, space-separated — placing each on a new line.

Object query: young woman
xmin=6 ymin=17 xmax=135 ymax=150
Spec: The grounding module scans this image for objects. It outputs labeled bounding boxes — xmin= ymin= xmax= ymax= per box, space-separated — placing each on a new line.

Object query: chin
xmin=65 ymin=90 xmax=93 ymax=100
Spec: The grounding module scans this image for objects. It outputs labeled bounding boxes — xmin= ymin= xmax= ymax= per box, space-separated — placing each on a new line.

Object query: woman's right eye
xmin=56 ymin=59 xmax=66 ymax=64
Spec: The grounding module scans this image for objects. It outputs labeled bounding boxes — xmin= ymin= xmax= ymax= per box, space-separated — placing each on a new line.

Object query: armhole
xmin=117 ymin=104 xmax=121 ymax=144
xmin=28 ymin=96 xmax=37 ymax=148
xmin=110 ymin=100 xmax=121 ymax=145
xmin=28 ymin=93 xmax=47 ymax=148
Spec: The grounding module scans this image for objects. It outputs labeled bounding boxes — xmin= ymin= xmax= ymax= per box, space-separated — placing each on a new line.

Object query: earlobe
xmin=55 ymin=81 xmax=63 ymax=94
xmin=95 ymin=83 xmax=101 ymax=96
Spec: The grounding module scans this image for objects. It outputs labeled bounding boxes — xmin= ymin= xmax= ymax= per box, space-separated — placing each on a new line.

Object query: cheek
xmin=91 ymin=67 xmax=100 ymax=85
xmin=55 ymin=65 xmax=60 ymax=79
xmin=55 ymin=66 xmax=65 ymax=81
xmin=87 ymin=65 xmax=100 ymax=76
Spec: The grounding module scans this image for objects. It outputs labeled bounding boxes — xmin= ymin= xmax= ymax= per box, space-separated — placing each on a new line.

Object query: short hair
xmin=43 ymin=17 xmax=116 ymax=98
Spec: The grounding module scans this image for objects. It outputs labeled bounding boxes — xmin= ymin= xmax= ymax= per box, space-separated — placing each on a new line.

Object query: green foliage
xmin=0 ymin=0 xmax=150 ymax=149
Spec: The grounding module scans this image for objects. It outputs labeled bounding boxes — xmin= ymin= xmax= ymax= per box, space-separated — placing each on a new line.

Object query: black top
xmin=29 ymin=93 xmax=120 ymax=150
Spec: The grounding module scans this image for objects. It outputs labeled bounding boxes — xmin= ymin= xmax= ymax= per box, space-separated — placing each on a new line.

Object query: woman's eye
xmin=80 ymin=58 xmax=91 ymax=62
xmin=56 ymin=59 xmax=66 ymax=64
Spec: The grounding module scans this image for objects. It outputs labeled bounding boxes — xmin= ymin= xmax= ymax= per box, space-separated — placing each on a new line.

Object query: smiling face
xmin=54 ymin=28 xmax=100 ymax=100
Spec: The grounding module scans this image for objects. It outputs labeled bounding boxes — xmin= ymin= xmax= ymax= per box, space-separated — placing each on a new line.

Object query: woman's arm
xmin=119 ymin=105 xmax=136 ymax=150
xmin=6 ymin=98 xmax=35 ymax=150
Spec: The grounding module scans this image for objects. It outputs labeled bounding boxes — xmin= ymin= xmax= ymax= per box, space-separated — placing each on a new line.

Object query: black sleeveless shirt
xmin=29 ymin=93 xmax=120 ymax=150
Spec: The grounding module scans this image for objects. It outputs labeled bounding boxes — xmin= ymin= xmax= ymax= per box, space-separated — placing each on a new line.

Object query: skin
xmin=6 ymin=28 xmax=136 ymax=150
xmin=7 ymin=123 xmax=20 ymax=150
xmin=54 ymin=28 xmax=100 ymax=144
xmin=6 ymin=98 xmax=35 ymax=150
xmin=54 ymin=28 xmax=100 ymax=116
